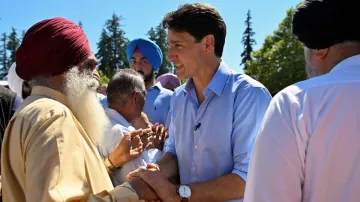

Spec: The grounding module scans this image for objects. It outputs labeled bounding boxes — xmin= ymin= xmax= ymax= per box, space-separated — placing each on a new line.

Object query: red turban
xmin=16 ymin=17 xmax=92 ymax=81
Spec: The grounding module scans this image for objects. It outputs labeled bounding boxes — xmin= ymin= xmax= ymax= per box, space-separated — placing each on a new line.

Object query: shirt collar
xmin=183 ymin=61 xmax=231 ymax=97
xmin=105 ymin=108 xmax=133 ymax=128
xmin=148 ymin=82 xmax=162 ymax=92
xmin=31 ymin=86 xmax=70 ymax=108
xmin=331 ymin=54 xmax=360 ymax=73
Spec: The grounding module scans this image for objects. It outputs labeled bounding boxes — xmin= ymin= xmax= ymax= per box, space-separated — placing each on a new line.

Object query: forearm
xmin=156 ymin=152 xmax=178 ymax=180
xmin=189 ymin=173 xmax=245 ymax=202
xmin=128 ymin=177 xmax=159 ymax=200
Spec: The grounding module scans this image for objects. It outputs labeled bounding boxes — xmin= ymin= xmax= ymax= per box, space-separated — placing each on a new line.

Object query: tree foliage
xmin=240 ymin=10 xmax=256 ymax=70
xmin=148 ymin=23 xmax=172 ymax=77
xmin=245 ymin=8 xmax=306 ymax=95
xmin=96 ymin=14 xmax=129 ymax=79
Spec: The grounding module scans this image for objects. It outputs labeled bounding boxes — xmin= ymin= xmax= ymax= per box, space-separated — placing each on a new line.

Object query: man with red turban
xmin=1 ymin=17 xmax=161 ymax=201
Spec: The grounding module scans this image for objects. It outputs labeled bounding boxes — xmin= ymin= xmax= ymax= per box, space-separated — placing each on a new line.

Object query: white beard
xmin=62 ymin=67 xmax=110 ymax=145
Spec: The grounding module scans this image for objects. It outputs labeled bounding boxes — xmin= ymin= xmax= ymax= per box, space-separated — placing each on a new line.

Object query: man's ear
xmin=202 ymin=34 xmax=215 ymax=53
xmin=314 ymin=48 xmax=329 ymax=60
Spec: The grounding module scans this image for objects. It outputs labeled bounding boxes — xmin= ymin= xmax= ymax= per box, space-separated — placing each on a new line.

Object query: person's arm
xmin=244 ymin=91 xmax=304 ymax=202
xmin=155 ymin=152 xmax=178 ymax=181
xmin=157 ymin=102 xmax=179 ymax=180
xmin=185 ymin=86 xmax=272 ymax=201
xmin=23 ymin=109 xmax=139 ymax=202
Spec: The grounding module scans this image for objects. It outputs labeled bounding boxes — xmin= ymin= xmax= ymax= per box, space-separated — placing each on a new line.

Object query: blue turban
xmin=127 ymin=38 xmax=163 ymax=71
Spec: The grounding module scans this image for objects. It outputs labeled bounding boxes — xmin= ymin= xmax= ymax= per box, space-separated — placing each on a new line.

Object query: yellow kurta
xmin=1 ymin=86 xmax=139 ymax=202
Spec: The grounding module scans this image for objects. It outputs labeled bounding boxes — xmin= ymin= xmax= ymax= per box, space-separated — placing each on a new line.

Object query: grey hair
xmin=107 ymin=69 xmax=146 ymax=107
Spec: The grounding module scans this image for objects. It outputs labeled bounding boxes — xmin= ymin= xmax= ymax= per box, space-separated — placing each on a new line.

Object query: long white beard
xmin=63 ymin=67 xmax=110 ymax=145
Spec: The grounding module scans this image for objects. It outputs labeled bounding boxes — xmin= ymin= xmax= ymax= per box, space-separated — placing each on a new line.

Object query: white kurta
xmin=245 ymin=55 xmax=360 ymax=202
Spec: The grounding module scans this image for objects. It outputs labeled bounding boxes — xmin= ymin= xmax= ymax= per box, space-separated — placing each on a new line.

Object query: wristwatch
xmin=104 ymin=156 xmax=116 ymax=172
xmin=177 ymin=184 xmax=192 ymax=200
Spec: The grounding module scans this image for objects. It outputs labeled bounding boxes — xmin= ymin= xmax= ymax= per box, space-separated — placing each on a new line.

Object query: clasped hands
xmin=109 ymin=123 xmax=168 ymax=169
xmin=127 ymin=164 xmax=181 ymax=202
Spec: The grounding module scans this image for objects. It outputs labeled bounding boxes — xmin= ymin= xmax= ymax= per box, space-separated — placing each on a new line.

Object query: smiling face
xmin=167 ymin=29 xmax=206 ymax=80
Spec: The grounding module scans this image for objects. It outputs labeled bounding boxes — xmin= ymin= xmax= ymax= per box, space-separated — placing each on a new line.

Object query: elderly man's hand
xmin=128 ymin=176 xmax=160 ymax=200
xmin=129 ymin=164 xmax=180 ymax=202
xmin=108 ymin=130 xmax=144 ymax=168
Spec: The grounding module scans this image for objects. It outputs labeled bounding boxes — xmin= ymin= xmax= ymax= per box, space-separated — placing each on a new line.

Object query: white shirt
xmin=244 ymin=55 xmax=360 ymax=202
xmin=98 ymin=108 xmax=163 ymax=186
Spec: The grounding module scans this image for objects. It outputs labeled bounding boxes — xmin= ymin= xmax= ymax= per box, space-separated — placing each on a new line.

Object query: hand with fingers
xmin=140 ymin=128 xmax=156 ymax=151
xmin=128 ymin=164 xmax=180 ymax=202
xmin=108 ymin=129 xmax=144 ymax=168
xmin=150 ymin=123 xmax=169 ymax=151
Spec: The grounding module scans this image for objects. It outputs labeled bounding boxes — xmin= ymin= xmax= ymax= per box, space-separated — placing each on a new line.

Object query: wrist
xmin=170 ymin=183 xmax=181 ymax=202
xmin=108 ymin=152 xmax=125 ymax=168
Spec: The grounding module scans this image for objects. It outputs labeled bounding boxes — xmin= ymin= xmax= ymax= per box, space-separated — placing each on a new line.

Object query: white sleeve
xmin=97 ymin=125 xmax=125 ymax=157
xmin=244 ymin=90 xmax=306 ymax=202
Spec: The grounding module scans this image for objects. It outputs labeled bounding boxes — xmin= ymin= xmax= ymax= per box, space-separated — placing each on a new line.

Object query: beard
xmin=304 ymin=47 xmax=322 ymax=79
xmin=62 ymin=67 xmax=110 ymax=145
xmin=305 ymin=62 xmax=322 ymax=79
xmin=137 ymin=69 xmax=154 ymax=86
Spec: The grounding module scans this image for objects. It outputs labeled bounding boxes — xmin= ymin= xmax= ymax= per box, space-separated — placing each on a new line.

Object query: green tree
xmin=0 ymin=33 xmax=8 ymax=79
xmin=96 ymin=14 xmax=129 ymax=78
xmin=98 ymin=69 xmax=110 ymax=85
xmin=148 ymin=23 xmax=172 ymax=77
xmin=21 ymin=30 xmax=26 ymax=41
xmin=7 ymin=28 xmax=20 ymax=65
xmin=240 ymin=10 xmax=256 ymax=70
xmin=245 ymin=8 xmax=306 ymax=95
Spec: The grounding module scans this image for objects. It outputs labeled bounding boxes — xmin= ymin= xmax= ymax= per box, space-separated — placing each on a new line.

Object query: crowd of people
xmin=0 ymin=0 xmax=360 ymax=201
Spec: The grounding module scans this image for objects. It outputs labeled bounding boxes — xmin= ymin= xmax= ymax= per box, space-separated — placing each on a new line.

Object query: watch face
xmin=179 ymin=185 xmax=192 ymax=198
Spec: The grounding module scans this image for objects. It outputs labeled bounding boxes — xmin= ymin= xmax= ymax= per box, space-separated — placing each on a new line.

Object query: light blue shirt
xmin=99 ymin=82 xmax=172 ymax=126
xmin=143 ymin=82 xmax=172 ymax=126
xmin=164 ymin=62 xmax=271 ymax=202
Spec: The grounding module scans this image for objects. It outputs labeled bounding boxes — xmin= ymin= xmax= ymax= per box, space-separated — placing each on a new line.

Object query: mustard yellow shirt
xmin=1 ymin=86 xmax=139 ymax=202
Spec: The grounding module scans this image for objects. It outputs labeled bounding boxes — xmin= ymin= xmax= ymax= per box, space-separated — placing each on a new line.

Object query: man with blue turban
xmin=127 ymin=38 xmax=173 ymax=127
xmin=102 ymin=38 xmax=173 ymax=127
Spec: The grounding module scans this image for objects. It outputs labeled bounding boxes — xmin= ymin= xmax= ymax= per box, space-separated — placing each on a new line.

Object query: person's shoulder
xmin=227 ymin=72 xmax=271 ymax=99
xmin=274 ymin=74 xmax=333 ymax=104
xmin=17 ymin=96 xmax=72 ymax=123
xmin=232 ymin=72 xmax=268 ymax=91
xmin=159 ymin=86 xmax=174 ymax=97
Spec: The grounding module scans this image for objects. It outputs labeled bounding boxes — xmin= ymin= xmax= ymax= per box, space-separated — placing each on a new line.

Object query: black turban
xmin=292 ymin=0 xmax=360 ymax=50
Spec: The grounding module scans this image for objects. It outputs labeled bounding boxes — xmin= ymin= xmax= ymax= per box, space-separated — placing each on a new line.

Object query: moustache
xmin=137 ymin=70 xmax=145 ymax=76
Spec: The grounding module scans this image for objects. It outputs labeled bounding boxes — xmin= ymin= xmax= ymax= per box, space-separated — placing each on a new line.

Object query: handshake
xmin=108 ymin=123 xmax=168 ymax=169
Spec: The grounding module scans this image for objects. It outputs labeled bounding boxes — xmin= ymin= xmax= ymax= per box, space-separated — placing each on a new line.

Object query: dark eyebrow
xmin=131 ymin=57 xmax=148 ymax=61
xmin=169 ymin=40 xmax=181 ymax=44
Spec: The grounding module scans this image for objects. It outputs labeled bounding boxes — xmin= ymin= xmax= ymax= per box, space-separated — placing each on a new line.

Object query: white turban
xmin=7 ymin=63 xmax=24 ymax=99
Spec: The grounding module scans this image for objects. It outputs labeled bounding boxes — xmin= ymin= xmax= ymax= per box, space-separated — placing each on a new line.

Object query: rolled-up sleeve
xmin=231 ymin=86 xmax=271 ymax=181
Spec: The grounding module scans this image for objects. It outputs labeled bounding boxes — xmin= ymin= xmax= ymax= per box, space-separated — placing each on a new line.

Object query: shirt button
xmin=192 ymin=167 xmax=196 ymax=171
xmin=195 ymin=145 xmax=198 ymax=149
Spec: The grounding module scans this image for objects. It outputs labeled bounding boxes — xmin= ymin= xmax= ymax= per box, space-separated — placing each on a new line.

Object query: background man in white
xmin=244 ymin=1 xmax=360 ymax=202
xmin=98 ymin=69 xmax=166 ymax=185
